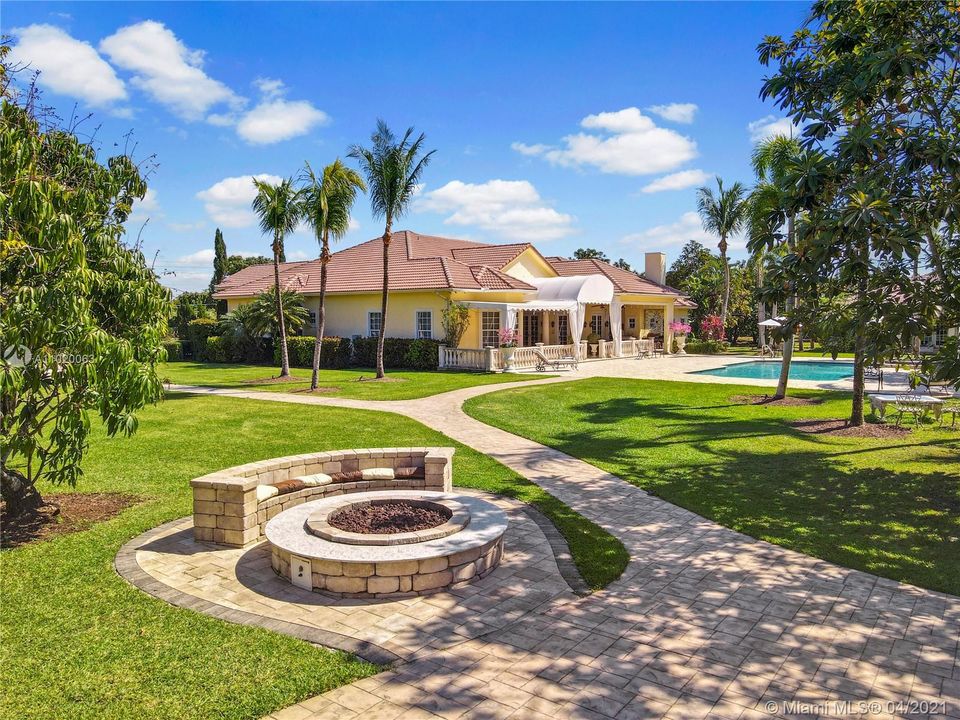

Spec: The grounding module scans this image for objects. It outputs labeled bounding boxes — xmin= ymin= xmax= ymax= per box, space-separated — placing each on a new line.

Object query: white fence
xmin=438 ymin=346 xmax=489 ymax=371
xmin=439 ymin=343 xmax=576 ymax=371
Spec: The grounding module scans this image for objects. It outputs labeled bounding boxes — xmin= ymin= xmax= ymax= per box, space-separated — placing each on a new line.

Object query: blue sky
xmin=5 ymin=1 xmax=808 ymax=292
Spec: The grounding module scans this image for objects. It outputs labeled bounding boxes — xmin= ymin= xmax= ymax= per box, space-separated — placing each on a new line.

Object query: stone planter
xmin=675 ymin=334 xmax=687 ymax=355
xmin=501 ymin=345 xmax=517 ymax=370
xmin=588 ymin=343 xmax=599 ymax=358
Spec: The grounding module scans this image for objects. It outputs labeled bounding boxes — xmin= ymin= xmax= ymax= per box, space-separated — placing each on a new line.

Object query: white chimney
xmin=645 ymin=252 xmax=666 ymax=285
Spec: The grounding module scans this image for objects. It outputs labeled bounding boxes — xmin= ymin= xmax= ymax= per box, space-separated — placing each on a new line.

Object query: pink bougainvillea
xmin=668 ymin=320 xmax=692 ymax=334
xmin=699 ymin=315 xmax=726 ymax=341
xmin=498 ymin=327 xmax=518 ymax=347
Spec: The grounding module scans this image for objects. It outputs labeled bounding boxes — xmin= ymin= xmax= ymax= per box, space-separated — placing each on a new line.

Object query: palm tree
xmin=251 ymin=178 xmax=303 ymax=376
xmin=749 ymin=135 xmax=802 ymax=399
xmin=696 ymin=177 xmax=749 ymax=331
xmin=300 ymin=160 xmax=366 ymax=390
xmin=348 ymin=120 xmax=434 ymax=378
xmin=248 ymin=290 xmax=310 ymax=338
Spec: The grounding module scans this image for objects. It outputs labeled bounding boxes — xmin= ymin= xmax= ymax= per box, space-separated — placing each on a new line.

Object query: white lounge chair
xmin=532 ymin=348 xmax=578 ymax=372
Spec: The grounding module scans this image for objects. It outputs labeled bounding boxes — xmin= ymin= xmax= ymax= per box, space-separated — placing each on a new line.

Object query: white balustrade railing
xmin=441 ymin=343 xmax=580 ymax=371
xmin=438 ymin=346 xmax=488 ymax=370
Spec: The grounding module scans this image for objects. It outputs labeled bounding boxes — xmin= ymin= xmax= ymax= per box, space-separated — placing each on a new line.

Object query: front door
xmin=523 ymin=313 xmax=540 ymax=345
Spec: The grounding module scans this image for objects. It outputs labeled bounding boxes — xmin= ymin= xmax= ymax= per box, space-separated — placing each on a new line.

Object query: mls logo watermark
xmin=2 ymin=345 xmax=32 ymax=367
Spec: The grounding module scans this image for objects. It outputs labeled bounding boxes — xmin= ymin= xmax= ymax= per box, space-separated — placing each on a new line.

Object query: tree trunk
xmin=376 ymin=221 xmax=392 ymax=379
xmin=851 ymin=329 xmax=866 ymax=426
xmin=311 ymin=233 xmax=330 ymax=391
xmin=719 ymin=235 xmax=730 ymax=330
xmin=773 ymin=215 xmax=796 ymax=400
xmin=1 ymin=466 xmax=45 ymax=517
xmin=274 ymin=232 xmax=290 ymax=377
xmin=756 ymin=259 xmax=766 ymax=348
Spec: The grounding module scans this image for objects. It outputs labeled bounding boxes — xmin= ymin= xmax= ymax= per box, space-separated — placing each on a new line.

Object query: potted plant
xmin=498 ymin=327 xmax=519 ymax=370
xmin=669 ymin=320 xmax=693 ymax=355
xmin=586 ymin=332 xmax=601 ymax=358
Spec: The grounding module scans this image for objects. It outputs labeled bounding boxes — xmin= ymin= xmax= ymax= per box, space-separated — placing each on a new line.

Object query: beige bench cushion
xmin=256 ymin=485 xmax=279 ymax=502
xmin=361 ymin=467 xmax=395 ymax=481
xmin=295 ymin=473 xmax=333 ymax=487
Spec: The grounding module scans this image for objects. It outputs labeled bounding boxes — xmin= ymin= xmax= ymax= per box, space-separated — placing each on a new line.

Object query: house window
xmin=481 ymin=311 xmax=500 ymax=347
xmin=415 ymin=310 xmax=433 ymax=339
xmin=628 ymin=317 xmax=636 ymax=330
xmin=557 ymin=314 xmax=568 ymax=345
xmin=368 ymin=311 xmax=382 ymax=338
xmin=590 ymin=314 xmax=603 ymax=336
xmin=935 ymin=326 xmax=947 ymax=346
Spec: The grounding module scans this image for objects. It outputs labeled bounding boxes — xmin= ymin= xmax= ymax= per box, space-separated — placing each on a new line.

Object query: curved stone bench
xmin=190 ymin=448 xmax=454 ymax=547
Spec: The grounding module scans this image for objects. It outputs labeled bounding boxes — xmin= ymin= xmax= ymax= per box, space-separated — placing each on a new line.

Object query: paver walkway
xmin=160 ymin=379 xmax=959 ymax=719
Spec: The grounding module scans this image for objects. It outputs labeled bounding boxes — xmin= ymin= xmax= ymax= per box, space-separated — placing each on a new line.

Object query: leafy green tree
xmin=251 ymin=178 xmax=303 ymax=377
xmin=748 ymin=135 xmax=803 ymax=399
xmin=573 ymin=248 xmax=610 ymax=262
xmin=696 ymin=177 xmax=749 ymax=329
xmin=441 ymin=300 xmax=471 ymax=348
xmin=300 ymin=160 xmax=366 ymax=390
xmin=349 ymin=120 xmax=435 ymax=378
xmin=759 ymin=0 xmax=960 ymax=425
xmin=612 ymin=258 xmax=632 ymax=271
xmin=1 ymin=66 xmax=169 ymax=515
xmin=171 ymin=291 xmax=213 ymax=338
xmin=225 ymin=254 xmax=271 ymax=276
xmin=209 ymin=227 xmax=227 ymax=292
xmin=217 ymin=302 xmax=264 ymax=361
xmin=248 ymin=290 xmax=310 ymax=339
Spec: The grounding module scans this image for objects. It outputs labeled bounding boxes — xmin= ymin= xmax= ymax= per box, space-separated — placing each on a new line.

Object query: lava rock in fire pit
xmin=328 ymin=501 xmax=452 ymax=535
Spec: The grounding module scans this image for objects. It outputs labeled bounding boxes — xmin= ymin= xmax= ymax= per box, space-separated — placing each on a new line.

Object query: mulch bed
xmin=241 ymin=376 xmax=305 ymax=385
xmin=731 ymin=394 xmax=822 ymax=406
xmin=1 ymin=493 xmax=139 ymax=549
xmin=330 ymin=502 xmax=450 ymax=535
xmin=790 ymin=419 xmax=911 ymax=438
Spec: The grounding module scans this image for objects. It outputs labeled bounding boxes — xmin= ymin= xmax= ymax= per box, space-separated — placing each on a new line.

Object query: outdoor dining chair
xmin=893 ymin=394 xmax=928 ymax=428
xmin=940 ymin=398 xmax=960 ymax=428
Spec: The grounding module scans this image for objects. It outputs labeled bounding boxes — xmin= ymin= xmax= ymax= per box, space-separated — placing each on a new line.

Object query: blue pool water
xmin=695 ymin=360 xmax=855 ymax=381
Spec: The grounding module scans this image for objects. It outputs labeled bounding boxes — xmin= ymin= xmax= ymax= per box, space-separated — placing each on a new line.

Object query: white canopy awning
xmin=529 ymin=275 xmax=615 ymax=305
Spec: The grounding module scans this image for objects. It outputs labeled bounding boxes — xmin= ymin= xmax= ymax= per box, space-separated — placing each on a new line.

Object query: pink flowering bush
xmin=668 ymin=320 xmax=692 ymax=335
xmin=699 ymin=315 xmax=726 ymax=341
xmin=498 ymin=327 xmax=518 ymax=347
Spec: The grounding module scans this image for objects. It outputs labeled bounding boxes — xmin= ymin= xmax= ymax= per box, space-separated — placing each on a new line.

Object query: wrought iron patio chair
xmin=893 ymin=394 xmax=928 ymax=428
xmin=940 ymin=398 xmax=960 ymax=428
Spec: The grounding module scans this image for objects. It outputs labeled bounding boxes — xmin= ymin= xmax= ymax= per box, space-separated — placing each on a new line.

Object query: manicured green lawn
xmin=723 ymin=344 xmax=856 ymax=358
xmin=158 ymin=361 xmax=551 ymax=399
xmin=1 ymin=393 xmax=623 ymax=720
xmin=465 ymin=378 xmax=960 ymax=596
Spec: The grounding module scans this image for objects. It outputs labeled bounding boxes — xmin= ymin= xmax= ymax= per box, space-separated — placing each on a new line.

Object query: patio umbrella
xmin=757 ymin=318 xmax=782 ymax=327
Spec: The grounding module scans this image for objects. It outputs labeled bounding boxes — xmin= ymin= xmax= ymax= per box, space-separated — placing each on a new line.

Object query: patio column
xmin=541 ymin=310 xmax=550 ymax=345
xmin=664 ymin=302 xmax=675 ymax=354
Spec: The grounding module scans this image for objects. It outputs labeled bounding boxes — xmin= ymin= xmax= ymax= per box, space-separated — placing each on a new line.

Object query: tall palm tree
xmin=696 ymin=177 xmax=749 ymax=331
xmin=349 ymin=120 xmax=434 ymax=378
xmin=251 ymin=177 xmax=303 ymax=377
xmin=300 ymin=160 xmax=366 ymax=390
xmin=749 ymin=135 xmax=802 ymax=399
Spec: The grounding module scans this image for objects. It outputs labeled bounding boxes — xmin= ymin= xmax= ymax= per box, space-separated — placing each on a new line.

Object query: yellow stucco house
xmin=213 ymin=230 xmax=694 ymax=368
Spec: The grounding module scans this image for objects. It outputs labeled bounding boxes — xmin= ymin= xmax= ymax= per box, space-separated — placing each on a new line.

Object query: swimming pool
xmin=694 ymin=360 xmax=855 ymax=381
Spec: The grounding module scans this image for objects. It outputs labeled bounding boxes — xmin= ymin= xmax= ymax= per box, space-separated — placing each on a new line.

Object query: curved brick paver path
xmin=162 ymin=378 xmax=959 ymax=720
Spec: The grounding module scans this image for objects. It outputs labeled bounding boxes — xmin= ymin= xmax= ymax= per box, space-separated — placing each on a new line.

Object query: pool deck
xmin=512 ymin=354 xmax=909 ymax=394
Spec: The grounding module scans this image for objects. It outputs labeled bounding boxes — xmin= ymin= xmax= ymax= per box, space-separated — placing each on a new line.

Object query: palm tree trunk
xmin=773 ymin=214 xmax=795 ymax=399
xmin=311 ymin=234 xmax=329 ymax=391
xmin=376 ymin=220 xmax=391 ymax=379
xmin=851 ymin=329 xmax=866 ymax=426
xmin=719 ymin=235 xmax=730 ymax=330
xmin=274 ymin=232 xmax=290 ymax=377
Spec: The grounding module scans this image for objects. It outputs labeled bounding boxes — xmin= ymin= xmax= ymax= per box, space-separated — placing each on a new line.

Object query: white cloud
xmin=168 ymin=220 xmax=207 ymax=233
xmin=417 ymin=179 xmax=575 ymax=242
xmin=647 ymin=103 xmax=698 ymax=124
xmin=511 ymin=142 xmax=552 ymax=156
xmin=514 ymin=107 xmax=697 ymax=175
xmin=196 ymin=173 xmax=283 ymax=228
xmin=623 ymin=211 xmax=747 ymax=253
xmin=748 ymin=115 xmax=801 ymax=143
xmin=253 ymin=77 xmax=285 ymax=99
xmin=640 ymin=169 xmax=711 ymax=194
xmin=236 ymin=98 xmax=329 ymax=144
xmin=129 ymin=188 xmax=161 ymax=224
xmin=286 ymin=249 xmax=312 ymax=261
xmin=176 ymin=248 xmax=215 ymax=266
xmin=348 ymin=217 xmax=360 ymax=232
xmin=10 ymin=24 xmax=127 ymax=108
xmin=163 ymin=270 xmax=212 ymax=293
xmin=100 ymin=21 xmax=242 ymax=121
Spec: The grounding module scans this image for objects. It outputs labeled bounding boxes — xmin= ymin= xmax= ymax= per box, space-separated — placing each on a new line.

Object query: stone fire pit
xmin=265 ymin=490 xmax=507 ymax=598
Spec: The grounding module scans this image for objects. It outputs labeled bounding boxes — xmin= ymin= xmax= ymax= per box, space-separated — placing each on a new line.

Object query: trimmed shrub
xmin=274 ymin=336 xmax=352 ymax=369
xmin=332 ymin=337 xmax=441 ymax=370
xmin=161 ymin=339 xmax=183 ymax=362
xmin=187 ymin=318 xmax=218 ymax=360
xmin=684 ymin=339 xmax=728 ymax=355
xmin=203 ymin=335 xmax=247 ymax=363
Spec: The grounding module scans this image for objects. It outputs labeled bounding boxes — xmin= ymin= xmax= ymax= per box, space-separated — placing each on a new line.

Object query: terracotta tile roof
xmin=213 ymin=230 xmax=536 ymax=298
xmin=547 ymin=257 xmax=695 ymax=306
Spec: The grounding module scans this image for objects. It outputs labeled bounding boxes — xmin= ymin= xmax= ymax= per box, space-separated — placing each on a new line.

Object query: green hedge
xmin=684 ymin=339 xmax=728 ymax=354
xmin=351 ymin=337 xmax=441 ymax=370
xmin=161 ymin=339 xmax=183 ymax=362
xmin=186 ymin=318 xmax=218 ymax=360
xmin=275 ymin=336 xmax=352 ymax=369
